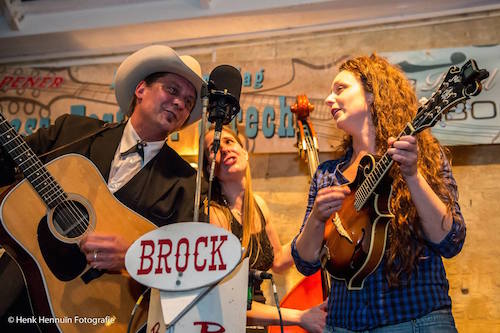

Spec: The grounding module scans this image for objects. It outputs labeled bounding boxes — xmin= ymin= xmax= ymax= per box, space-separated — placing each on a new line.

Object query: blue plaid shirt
xmin=291 ymin=149 xmax=466 ymax=330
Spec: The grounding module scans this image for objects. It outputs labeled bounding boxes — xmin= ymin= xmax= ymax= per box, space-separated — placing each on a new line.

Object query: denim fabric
xmin=324 ymin=308 xmax=457 ymax=333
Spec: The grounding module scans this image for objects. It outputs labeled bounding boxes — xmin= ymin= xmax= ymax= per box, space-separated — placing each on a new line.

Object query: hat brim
xmin=114 ymin=45 xmax=205 ymax=129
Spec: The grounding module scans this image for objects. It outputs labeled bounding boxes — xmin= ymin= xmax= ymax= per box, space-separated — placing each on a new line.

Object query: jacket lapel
xmin=89 ymin=122 xmax=125 ymax=181
xmin=114 ymin=144 xmax=178 ymax=211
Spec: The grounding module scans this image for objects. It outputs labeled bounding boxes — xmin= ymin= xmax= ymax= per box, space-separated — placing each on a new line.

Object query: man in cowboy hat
xmin=77 ymin=44 xmax=206 ymax=270
xmin=0 ymin=45 xmax=206 ymax=331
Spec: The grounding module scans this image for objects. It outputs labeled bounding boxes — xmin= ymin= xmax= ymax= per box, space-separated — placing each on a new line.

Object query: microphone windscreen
xmin=249 ymin=269 xmax=272 ymax=281
xmin=208 ymin=65 xmax=242 ymax=103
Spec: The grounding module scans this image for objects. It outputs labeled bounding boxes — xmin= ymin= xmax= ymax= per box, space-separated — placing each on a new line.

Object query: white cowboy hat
xmin=114 ymin=44 xmax=205 ymax=128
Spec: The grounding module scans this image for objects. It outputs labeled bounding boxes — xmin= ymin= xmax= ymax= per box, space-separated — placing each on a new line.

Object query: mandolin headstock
xmin=412 ymin=59 xmax=489 ymax=134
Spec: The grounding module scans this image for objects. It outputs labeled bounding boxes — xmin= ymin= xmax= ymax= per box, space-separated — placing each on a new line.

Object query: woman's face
xmin=204 ymin=129 xmax=248 ymax=182
xmin=324 ymin=70 xmax=373 ymax=134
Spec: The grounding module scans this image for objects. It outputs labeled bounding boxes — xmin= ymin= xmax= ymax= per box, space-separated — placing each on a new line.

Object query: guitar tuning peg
xmin=454 ymin=103 xmax=464 ymax=114
xmin=465 ymin=100 xmax=472 ymax=112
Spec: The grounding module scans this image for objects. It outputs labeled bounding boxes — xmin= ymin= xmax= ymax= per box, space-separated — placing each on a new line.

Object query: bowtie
xmin=120 ymin=140 xmax=147 ymax=160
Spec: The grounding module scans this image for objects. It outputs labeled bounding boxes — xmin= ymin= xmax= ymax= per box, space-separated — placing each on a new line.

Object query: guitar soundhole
xmin=52 ymin=200 xmax=90 ymax=239
xmin=38 ymin=216 xmax=88 ymax=281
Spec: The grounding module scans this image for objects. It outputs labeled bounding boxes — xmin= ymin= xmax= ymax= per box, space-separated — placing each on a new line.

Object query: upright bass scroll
xmin=291 ymin=95 xmax=320 ymax=179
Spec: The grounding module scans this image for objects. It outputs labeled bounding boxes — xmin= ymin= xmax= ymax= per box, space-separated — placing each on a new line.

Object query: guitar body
xmin=321 ymin=154 xmax=394 ymax=290
xmin=0 ymin=154 xmax=156 ymax=333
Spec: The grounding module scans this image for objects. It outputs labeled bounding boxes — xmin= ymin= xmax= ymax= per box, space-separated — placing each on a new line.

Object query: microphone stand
xmin=193 ymin=84 xmax=209 ymax=222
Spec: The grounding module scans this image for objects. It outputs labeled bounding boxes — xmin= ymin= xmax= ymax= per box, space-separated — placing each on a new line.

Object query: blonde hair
xmin=203 ymin=126 xmax=262 ymax=265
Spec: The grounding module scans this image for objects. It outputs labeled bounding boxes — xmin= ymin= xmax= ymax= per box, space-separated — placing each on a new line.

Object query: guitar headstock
xmin=412 ymin=59 xmax=489 ymax=133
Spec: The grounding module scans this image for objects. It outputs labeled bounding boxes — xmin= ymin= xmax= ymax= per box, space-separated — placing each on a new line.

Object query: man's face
xmin=133 ymin=73 xmax=196 ymax=139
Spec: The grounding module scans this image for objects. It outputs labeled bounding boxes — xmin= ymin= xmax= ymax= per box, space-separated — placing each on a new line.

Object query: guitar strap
xmin=38 ymin=121 xmax=124 ymax=159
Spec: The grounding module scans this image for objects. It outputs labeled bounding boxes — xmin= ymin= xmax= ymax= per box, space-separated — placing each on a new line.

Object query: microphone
xmin=207 ymin=65 xmax=242 ymax=159
xmin=247 ymin=269 xmax=272 ymax=310
xmin=249 ymin=269 xmax=272 ymax=281
xmin=204 ymin=65 xmax=242 ymax=224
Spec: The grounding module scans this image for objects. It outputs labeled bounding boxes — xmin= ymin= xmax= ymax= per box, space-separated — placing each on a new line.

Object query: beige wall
xmin=195 ymin=11 xmax=500 ymax=332
xmin=2 ymin=9 xmax=499 ymax=332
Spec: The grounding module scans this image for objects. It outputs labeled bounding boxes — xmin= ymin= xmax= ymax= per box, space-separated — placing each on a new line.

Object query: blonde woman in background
xmin=203 ymin=126 xmax=326 ymax=333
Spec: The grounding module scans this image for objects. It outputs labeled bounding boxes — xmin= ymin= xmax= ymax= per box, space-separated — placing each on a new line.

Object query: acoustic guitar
xmin=0 ymin=112 xmax=156 ymax=333
xmin=321 ymin=59 xmax=489 ymax=290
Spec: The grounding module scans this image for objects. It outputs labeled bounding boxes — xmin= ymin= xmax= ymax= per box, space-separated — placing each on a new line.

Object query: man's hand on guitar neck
xmin=80 ymin=233 xmax=131 ymax=271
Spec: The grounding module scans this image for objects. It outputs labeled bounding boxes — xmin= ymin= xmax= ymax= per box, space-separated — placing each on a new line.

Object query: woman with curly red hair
xmin=292 ymin=54 xmax=465 ymax=332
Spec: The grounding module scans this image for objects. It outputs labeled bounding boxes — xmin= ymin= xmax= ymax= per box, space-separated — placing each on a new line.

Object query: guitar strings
xmin=6 ymin=138 xmax=79 ymax=233
xmin=0 ymin=119 xmax=94 ymax=237
xmin=13 ymin=138 xmax=92 ymax=235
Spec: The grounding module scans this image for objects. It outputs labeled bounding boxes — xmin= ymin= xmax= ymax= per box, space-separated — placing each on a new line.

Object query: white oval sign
xmin=125 ymin=222 xmax=242 ymax=291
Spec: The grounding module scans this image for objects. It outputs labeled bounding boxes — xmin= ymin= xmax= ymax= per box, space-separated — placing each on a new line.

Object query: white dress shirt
xmin=107 ymin=121 xmax=164 ymax=193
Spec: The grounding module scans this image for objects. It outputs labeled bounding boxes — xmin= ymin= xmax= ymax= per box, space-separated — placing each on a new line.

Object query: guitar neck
xmin=354 ymin=123 xmax=415 ymax=211
xmin=0 ymin=113 xmax=66 ymax=209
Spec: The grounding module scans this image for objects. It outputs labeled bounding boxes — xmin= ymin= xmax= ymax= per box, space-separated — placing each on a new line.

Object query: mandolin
xmin=321 ymin=59 xmax=489 ymax=290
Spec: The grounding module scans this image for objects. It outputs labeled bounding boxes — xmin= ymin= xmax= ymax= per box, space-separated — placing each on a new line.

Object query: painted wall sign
xmin=383 ymin=45 xmax=500 ymax=145
xmin=0 ymin=45 xmax=497 ymax=157
xmin=0 ymin=58 xmax=343 ymax=154
xmin=125 ymin=222 xmax=242 ymax=291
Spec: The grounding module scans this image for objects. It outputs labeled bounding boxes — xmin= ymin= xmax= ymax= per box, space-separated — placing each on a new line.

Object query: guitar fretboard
xmin=0 ymin=115 xmax=67 ymax=209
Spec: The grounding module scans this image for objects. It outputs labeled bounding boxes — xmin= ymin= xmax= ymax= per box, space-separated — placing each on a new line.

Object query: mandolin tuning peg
xmin=454 ymin=103 xmax=464 ymax=114
xmin=418 ymin=96 xmax=429 ymax=106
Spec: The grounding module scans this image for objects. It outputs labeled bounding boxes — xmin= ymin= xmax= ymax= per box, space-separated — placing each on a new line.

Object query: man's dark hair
xmin=127 ymin=72 xmax=169 ymax=115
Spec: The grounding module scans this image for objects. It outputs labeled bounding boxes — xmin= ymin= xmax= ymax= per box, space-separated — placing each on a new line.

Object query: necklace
xmin=223 ymin=195 xmax=242 ymax=217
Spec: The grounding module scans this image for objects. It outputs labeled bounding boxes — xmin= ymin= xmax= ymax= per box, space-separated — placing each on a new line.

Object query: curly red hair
xmin=338 ymin=54 xmax=458 ymax=286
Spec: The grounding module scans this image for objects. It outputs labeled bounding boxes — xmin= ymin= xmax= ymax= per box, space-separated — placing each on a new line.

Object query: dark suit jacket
xmin=1 ymin=114 xmax=203 ymax=226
